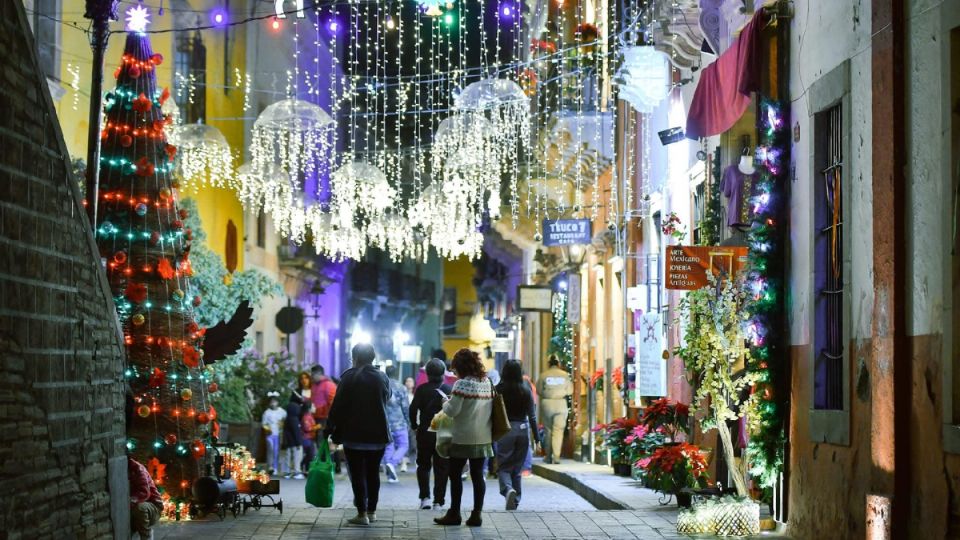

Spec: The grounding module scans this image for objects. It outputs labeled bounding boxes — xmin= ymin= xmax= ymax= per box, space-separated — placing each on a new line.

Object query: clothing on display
xmin=720 ymin=164 xmax=756 ymax=229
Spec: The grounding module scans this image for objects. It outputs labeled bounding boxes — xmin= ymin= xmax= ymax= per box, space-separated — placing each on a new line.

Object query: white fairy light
xmin=166 ymin=123 xmax=236 ymax=191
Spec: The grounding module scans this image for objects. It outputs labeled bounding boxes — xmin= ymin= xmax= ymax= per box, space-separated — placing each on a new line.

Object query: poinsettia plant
xmin=623 ymin=424 xmax=667 ymax=465
xmin=593 ymin=416 xmax=638 ymax=463
xmin=640 ymin=397 xmax=690 ymax=440
xmin=636 ymin=442 xmax=709 ymax=494
xmin=611 ymin=368 xmax=624 ymax=390
xmin=589 ymin=368 xmax=605 ymax=392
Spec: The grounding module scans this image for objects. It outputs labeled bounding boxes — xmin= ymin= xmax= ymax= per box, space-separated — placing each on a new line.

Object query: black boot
xmin=465 ymin=510 xmax=482 ymax=527
xmin=434 ymin=509 xmax=462 ymax=526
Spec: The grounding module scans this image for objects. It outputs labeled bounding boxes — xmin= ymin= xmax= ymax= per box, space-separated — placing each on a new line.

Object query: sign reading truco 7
xmin=542 ymin=219 xmax=592 ymax=246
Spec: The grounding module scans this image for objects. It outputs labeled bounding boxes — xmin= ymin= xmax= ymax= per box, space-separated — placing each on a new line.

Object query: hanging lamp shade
xmin=616 ymin=46 xmax=670 ymax=113
xmin=248 ymin=98 xmax=334 ymax=182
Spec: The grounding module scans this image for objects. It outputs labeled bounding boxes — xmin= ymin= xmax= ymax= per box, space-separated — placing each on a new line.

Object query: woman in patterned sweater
xmin=434 ymin=348 xmax=493 ymax=527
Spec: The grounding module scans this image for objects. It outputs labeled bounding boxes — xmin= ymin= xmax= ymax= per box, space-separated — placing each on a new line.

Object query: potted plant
xmin=624 ymin=425 xmax=667 ymax=483
xmin=635 ymin=442 xmax=708 ymax=507
xmin=593 ymin=416 xmax=638 ymax=476
xmin=639 ymin=397 xmax=690 ymax=441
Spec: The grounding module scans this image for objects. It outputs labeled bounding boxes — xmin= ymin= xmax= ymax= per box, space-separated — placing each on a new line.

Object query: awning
xmin=685 ymin=11 xmax=764 ymax=140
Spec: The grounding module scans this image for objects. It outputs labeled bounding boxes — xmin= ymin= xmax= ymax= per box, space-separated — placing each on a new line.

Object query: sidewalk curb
xmin=532 ymin=463 xmax=631 ymax=511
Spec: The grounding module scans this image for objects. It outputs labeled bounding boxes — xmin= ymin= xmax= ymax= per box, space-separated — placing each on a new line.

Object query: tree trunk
xmin=716 ymin=417 xmax=749 ymax=497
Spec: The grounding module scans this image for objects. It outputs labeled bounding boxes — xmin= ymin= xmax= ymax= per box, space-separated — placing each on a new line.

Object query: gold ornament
xmin=132 ymin=314 xmax=146 ymax=326
xmin=180 ymin=388 xmax=193 ymax=401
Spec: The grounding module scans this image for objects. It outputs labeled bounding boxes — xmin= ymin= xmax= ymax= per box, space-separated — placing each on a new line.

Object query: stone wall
xmin=0 ymin=1 xmax=128 ymax=538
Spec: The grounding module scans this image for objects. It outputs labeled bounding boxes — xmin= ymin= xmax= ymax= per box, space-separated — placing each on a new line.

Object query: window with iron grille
xmin=814 ymin=103 xmax=844 ymax=410
xmin=32 ymin=0 xmax=60 ymax=81
xmin=174 ymin=32 xmax=207 ymax=124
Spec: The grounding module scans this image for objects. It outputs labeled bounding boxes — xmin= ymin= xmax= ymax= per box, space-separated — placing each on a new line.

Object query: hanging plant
xmin=661 ymin=211 xmax=687 ymax=243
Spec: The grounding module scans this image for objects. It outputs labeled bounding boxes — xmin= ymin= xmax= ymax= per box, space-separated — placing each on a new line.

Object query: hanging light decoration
xmin=237 ymin=162 xmax=310 ymax=242
xmin=330 ymin=160 xmax=396 ymax=228
xmin=248 ymin=98 xmax=334 ymax=188
xmin=410 ymin=181 xmax=483 ymax=260
xmin=615 ymin=46 xmax=670 ymax=113
xmin=166 ymin=123 xmax=236 ymax=191
xmin=432 ymin=113 xmax=501 ymax=217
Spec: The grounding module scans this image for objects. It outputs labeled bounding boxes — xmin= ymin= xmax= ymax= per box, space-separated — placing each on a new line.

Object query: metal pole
xmin=83 ymin=0 xmax=120 ymax=227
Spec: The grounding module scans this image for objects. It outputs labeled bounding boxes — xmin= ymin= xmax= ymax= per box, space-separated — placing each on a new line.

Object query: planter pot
xmin=676 ymin=492 xmax=693 ymax=508
xmin=676 ymin=499 xmax=761 ymax=537
xmin=612 ymin=462 xmax=632 ymax=477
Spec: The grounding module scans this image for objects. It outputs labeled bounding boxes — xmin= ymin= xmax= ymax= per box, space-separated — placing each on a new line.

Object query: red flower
xmin=182 ymin=345 xmax=200 ymax=368
xmin=611 ymin=369 xmax=624 ymax=389
xmin=125 ymin=282 xmax=148 ymax=303
xmin=164 ymin=144 xmax=177 ymax=162
xmin=590 ymin=368 xmax=605 ymax=388
xmin=132 ymin=93 xmax=152 ymax=113
xmin=157 ymin=258 xmax=176 ymax=280
xmin=134 ymin=157 xmax=155 ymax=177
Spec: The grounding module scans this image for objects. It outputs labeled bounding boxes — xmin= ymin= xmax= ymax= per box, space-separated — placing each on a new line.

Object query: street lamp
xmin=304 ymin=280 xmax=326 ymax=320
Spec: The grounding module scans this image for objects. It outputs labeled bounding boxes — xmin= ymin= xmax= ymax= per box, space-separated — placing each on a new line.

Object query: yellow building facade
xmin=51 ymin=0 xmax=246 ymax=267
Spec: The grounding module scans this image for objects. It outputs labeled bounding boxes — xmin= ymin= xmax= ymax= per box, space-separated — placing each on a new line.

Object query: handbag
xmin=305 ymin=439 xmax=335 ymax=507
xmin=428 ymin=411 xmax=454 ymax=458
xmin=491 ymin=381 xmax=511 ymax=442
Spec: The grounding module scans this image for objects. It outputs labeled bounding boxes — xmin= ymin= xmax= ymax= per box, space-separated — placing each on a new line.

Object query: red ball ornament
xmin=207 ymin=382 xmax=219 ymax=393
xmin=113 ymin=251 xmax=127 ymax=265
xmin=191 ymin=440 xmax=206 ymax=459
xmin=128 ymin=64 xmax=141 ymax=79
xmin=192 ymin=295 xmax=202 ymax=307
xmin=150 ymin=231 xmax=161 ymax=245
xmin=172 ymin=220 xmax=184 ymax=230
xmin=137 ymin=405 xmax=151 ymax=418
xmin=151 ymin=53 xmax=164 ymax=65
xmin=120 ymin=134 xmax=133 ymax=147
xmin=164 ymin=433 xmax=178 ymax=446
xmin=178 ymin=209 xmax=189 ymax=220
xmin=196 ymin=412 xmax=210 ymax=424
xmin=148 ymin=367 xmax=166 ymax=388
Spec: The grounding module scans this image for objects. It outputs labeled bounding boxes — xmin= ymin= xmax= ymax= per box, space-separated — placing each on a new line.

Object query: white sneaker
xmin=368 ymin=512 xmax=378 ymax=522
xmin=385 ymin=463 xmax=398 ymax=482
xmin=347 ymin=513 xmax=369 ymax=526
xmin=420 ymin=498 xmax=432 ymax=510
xmin=400 ymin=462 xmax=408 ymax=473
xmin=432 ymin=503 xmax=444 ymax=511
xmin=293 ymin=473 xmax=305 ymax=480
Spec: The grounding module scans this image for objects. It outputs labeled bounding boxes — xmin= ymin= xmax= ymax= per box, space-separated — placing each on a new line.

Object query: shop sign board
xmin=542 ymin=219 xmax=592 ymax=246
xmin=399 ymin=345 xmax=421 ymax=364
xmin=665 ymin=245 xmax=749 ymax=290
xmin=635 ymin=313 xmax=666 ymax=399
xmin=491 ymin=337 xmax=513 ymax=353
xmin=517 ymin=286 xmax=554 ymax=312
xmin=567 ymin=274 xmax=581 ymax=324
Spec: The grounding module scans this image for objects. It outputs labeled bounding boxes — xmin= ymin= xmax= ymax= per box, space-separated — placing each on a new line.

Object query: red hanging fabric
xmin=685 ymin=11 xmax=764 ymax=139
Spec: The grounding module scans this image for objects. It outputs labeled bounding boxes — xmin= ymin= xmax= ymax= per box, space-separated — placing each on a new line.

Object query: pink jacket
xmin=414 ymin=367 xmax=457 ymax=389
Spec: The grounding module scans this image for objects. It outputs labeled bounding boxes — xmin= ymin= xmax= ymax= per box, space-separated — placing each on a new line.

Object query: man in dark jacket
xmin=324 ymin=343 xmax=391 ymax=526
xmin=408 ymin=358 xmax=452 ymax=510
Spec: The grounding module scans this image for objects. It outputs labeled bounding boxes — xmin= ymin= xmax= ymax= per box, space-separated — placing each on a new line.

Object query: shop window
xmin=442 ymin=288 xmax=458 ymax=335
xmin=174 ymin=32 xmax=207 ymax=124
xmin=807 ymin=61 xmax=851 ymax=445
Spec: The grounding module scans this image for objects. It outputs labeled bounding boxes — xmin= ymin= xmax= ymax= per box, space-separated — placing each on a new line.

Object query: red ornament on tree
xmin=113 ymin=66 xmax=121 ymax=79
xmin=120 ymin=134 xmax=133 ymax=147
xmin=128 ymin=64 xmax=141 ymax=79
xmin=151 ymin=53 xmax=164 ymax=65
xmin=164 ymin=433 xmax=178 ymax=446
xmin=148 ymin=367 xmax=166 ymax=388
xmin=207 ymin=382 xmax=219 ymax=393
xmin=178 ymin=209 xmax=189 ymax=220
xmin=125 ymin=282 xmax=148 ymax=303
xmin=192 ymin=295 xmax=202 ymax=307
xmin=182 ymin=345 xmax=200 ymax=368
xmin=164 ymin=144 xmax=177 ymax=162
xmin=134 ymin=157 xmax=155 ymax=177
xmin=149 ymin=231 xmax=161 ymax=245
xmin=191 ymin=440 xmax=206 ymax=459
xmin=196 ymin=412 xmax=210 ymax=424
xmin=113 ymin=251 xmax=127 ymax=265
xmin=132 ymin=93 xmax=152 ymax=112
xmin=157 ymin=257 xmax=176 ymax=279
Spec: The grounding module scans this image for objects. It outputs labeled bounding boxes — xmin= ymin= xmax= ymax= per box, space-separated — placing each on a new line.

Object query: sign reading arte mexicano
xmin=542 ymin=219 xmax=592 ymax=246
xmin=665 ymin=245 xmax=748 ymax=290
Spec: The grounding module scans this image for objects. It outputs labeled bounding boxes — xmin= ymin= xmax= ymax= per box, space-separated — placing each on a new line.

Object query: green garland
xmin=549 ymin=290 xmax=574 ymax=373
xmin=699 ymin=148 xmax=724 ymax=246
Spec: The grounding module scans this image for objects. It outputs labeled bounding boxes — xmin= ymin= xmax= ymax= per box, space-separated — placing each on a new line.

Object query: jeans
xmin=130 ymin=501 xmax=161 ymax=538
xmin=383 ymin=427 xmax=409 ymax=467
xmin=302 ymin=438 xmax=316 ymax=472
xmin=265 ymin=433 xmax=280 ymax=472
xmin=448 ymin=456 xmax=485 ymax=513
xmin=523 ymin=444 xmax=533 ymax=471
xmin=496 ymin=421 xmax=530 ymax=502
xmin=344 ymin=447 xmax=386 ymax=513
xmin=415 ymin=430 xmax=449 ymax=504
xmin=283 ymin=445 xmax=303 ymax=475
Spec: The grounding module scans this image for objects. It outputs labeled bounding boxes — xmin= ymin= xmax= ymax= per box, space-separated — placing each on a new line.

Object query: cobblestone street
xmin=155 ymin=467 xmax=687 ymax=539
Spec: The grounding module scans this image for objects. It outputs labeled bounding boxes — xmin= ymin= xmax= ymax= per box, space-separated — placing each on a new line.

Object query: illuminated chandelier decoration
xmin=249 ymin=98 xmax=334 ymax=187
xmin=410 ymin=181 xmax=484 ymax=260
xmin=237 ymin=162 xmax=310 ymax=241
xmin=166 ymin=123 xmax=236 ymax=191
xmin=432 ymin=114 xmax=501 ymax=217
xmin=454 ymin=79 xmax=530 ymax=164
xmin=330 ymin=160 xmax=396 ymax=228
xmin=615 ymin=46 xmax=670 ymax=114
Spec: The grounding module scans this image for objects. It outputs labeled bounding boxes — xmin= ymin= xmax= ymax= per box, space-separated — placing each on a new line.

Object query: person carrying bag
xmin=305 ymin=439 xmax=336 ymax=508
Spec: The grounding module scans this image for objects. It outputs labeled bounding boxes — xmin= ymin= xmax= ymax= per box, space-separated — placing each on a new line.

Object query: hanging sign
xmin=567 ymin=274 xmax=582 ymax=324
xmin=665 ymin=245 xmax=749 ymax=290
xmin=542 ymin=219 xmax=592 ymax=246
xmin=491 ymin=337 xmax=513 ymax=353
xmin=517 ymin=286 xmax=554 ymax=312
xmin=635 ymin=313 xmax=666 ymax=399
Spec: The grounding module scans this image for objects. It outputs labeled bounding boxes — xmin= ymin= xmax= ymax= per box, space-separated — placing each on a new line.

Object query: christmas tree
xmin=95 ymin=12 xmax=213 ymax=515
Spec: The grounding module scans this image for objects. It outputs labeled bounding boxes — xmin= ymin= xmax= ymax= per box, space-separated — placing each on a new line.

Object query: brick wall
xmin=0 ymin=1 xmax=128 ymax=538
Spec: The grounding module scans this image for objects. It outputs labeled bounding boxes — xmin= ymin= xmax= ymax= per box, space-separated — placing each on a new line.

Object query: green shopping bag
xmin=305 ymin=439 xmax=335 ymax=507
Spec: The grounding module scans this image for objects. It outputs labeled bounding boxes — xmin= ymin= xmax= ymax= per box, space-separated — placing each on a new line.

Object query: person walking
xmin=434 ymin=348 xmax=493 ymax=528
xmin=522 ymin=374 xmax=539 ymax=476
xmin=281 ymin=392 xmax=307 ymax=479
xmin=495 ymin=360 xmax=540 ymax=510
xmin=402 ymin=376 xmax=416 ymax=473
xmin=301 ymin=402 xmax=319 ymax=472
xmin=383 ymin=364 xmax=411 ymax=483
xmin=323 ymin=343 xmax=392 ymax=526
xmin=409 ymin=358 xmax=452 ymax=510
xmin=310 ymin=365 xmax=340 ymax=473
xmin=415 ymin=349 xmax=458 ymax=388
xmin=537 ymin=354 xmax=573 ymax=464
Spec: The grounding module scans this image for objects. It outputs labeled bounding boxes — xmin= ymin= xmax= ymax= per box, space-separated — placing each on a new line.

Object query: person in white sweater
xmin=434 ymin=348 xmax=493 ymax=528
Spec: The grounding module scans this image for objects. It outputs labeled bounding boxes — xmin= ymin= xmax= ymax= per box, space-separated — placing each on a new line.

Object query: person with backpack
xmin=409 ymin=358 xmax=452 ymax=510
